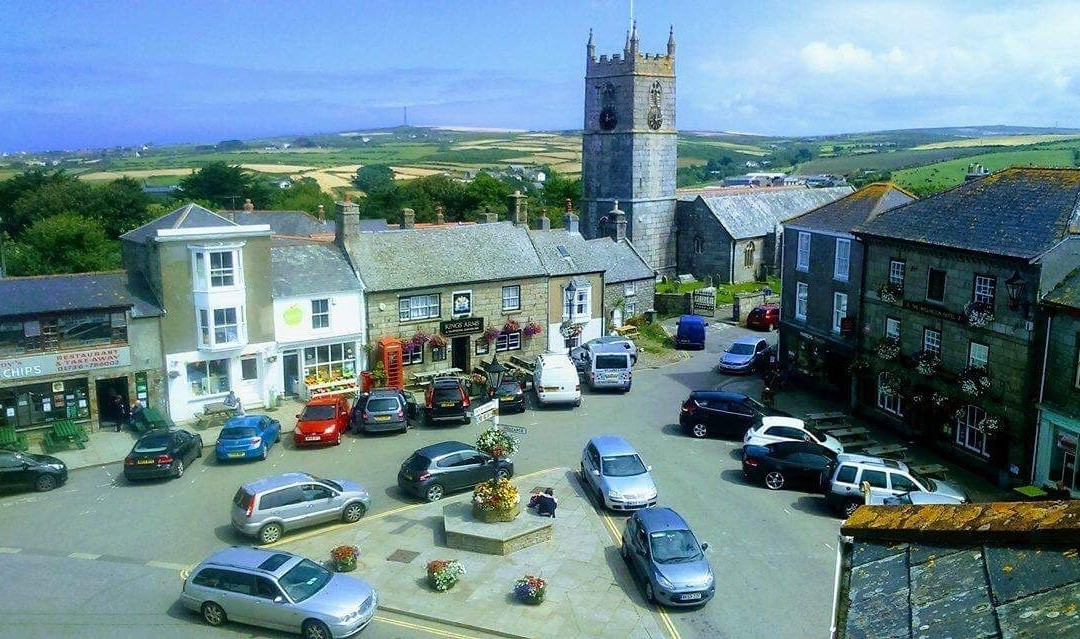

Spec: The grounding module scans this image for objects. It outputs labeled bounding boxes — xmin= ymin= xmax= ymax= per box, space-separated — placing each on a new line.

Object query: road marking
xmin=374 ymin=614 xmax=480 ymax=638
xmin=68 ymin=552 xmax=102 ymax=560
xmin=0 ymin=547 xmax=21 ymax=554
xmin=146 ymin=560 xmax=189 ymax=571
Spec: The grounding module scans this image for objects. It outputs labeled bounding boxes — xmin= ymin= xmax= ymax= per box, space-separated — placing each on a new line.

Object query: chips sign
xmin=472 ymin=399 xmax=499 ymax=424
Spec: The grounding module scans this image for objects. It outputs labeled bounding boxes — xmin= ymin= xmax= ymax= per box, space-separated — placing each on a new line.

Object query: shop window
xmin=0 ymin=379 xmax=89 ymax=430
xmin=877 ymin=372 xmax=903 ymax=416
xmin=502 ymin=285 xmax=521 ymax=312
xmin=188 ymin=359 xmax=230 ymax=397
xmin=564 ymin=335 xmax=581 ymax=349
xmin=311 ymin=299 xmax=330 ymax=329
xmin=955 ymin=404 xmax=989 ymax=457
xmin=302 ymin=342 xmax=356 ymax=382
xmin=240 ymin=356 xmax=258 ymax=381
xmin=399 ymin=294 xmax=440 ymax=322
xmin=495 ymin=332 xmax=521 ymax=352
xmin=475 ymin=339 xmax=489 ymax=355
xmin=926 ymin=269 xmax=946 ymax=303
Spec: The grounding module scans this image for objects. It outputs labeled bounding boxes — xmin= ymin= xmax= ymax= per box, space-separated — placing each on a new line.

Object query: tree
xmin=353 ymin=164 xmax=395 ymax=193
xmin=12 ymin=179 xmax=92 ymax=228
xmin=89 ymin=177 xmax=152 ymax=237
xmin=176 ymin=162 xmax=272 ymax=209
xmin=271 ymin=177 xmax=335 ymax=216
xmin=540 ymin=171 xmax=582 ymax=217
xmin=0 ymin=169 xmax=80 ymax=235
xmin=7 ymin=213 xmax=119 ymax=276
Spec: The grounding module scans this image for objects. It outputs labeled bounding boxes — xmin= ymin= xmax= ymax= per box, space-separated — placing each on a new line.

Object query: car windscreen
xmin=909 ymin=471 xmax=935 ymax=491
xmin=366 ymin=398 xmax=399 ymax=412
xmin=278 ymin=558 xmax=332 ymax=602
xmin=497 ymin=382 xmax=521 ymax=393
xmin=301 ymin=405 xmax=336 ymax=421
xmin=404 ymin=454 xmax=431 ymax=472
xmin=727 ymin=343 xmax=756 ymax=355
xmin=134 ymin=435 xmax=171 ymax=453
xmin=221 ymin=427 xmax=257 ymax=439
xmin=434 ymin=387 xmax=461 ymax=401
xmin=595 ymin=354 xmax=629 ymax=370
xmin=649 ymin=529 xmax=704 ymax=564
xmin=601 ymin=454 xmax=647 ymax=477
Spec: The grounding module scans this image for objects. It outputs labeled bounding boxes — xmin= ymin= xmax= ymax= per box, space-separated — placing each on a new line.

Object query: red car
xmin=746 ymin=304 xmax=779 ymax=331
xmin=293 ymin=395 xmax=351 ymax=446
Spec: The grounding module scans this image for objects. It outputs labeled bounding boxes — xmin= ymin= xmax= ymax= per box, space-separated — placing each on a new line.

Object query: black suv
xmin=742 ymin=441 xmax=836 ymax=491
xmin=679 ymin=390 xmax=789 ymax=439
xmin=425 ymin=377 xmax=471 ymax=425
xmin=0 ymin=451 xmax=68 ymax=493
xmin=397 ymin=440 xmax=513 ymax=502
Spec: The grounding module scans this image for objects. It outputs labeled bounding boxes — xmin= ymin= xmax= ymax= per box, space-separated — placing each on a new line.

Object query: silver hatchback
xmin=232 ymin=473 xmax=371 ymax=545
xmin=580 ymin=435 xmax=658 ymax=511
xmin=181 ymin=546 xmax=377 ymax=638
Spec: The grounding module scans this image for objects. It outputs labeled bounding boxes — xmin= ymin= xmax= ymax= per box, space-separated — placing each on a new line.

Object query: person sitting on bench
xmin=530 ymin=488 xmax=557 ymax=518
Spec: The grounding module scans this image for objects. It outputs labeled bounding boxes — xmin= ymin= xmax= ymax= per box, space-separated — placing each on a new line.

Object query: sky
xmin=4 ymin=0 xmax=1080 ymax=152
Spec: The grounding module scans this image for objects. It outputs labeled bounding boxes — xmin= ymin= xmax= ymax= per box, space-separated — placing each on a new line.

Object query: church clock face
xmin=647 ymin=106 xmax=663 ymax=130
xmin=599 ymin=107 xmax=618 ymax=131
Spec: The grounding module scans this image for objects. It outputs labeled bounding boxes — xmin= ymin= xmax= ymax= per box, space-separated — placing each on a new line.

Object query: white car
xmin=743 ymin=416 xmax=844 ymax=455
xmin=533 ymin=351 xmax=581 ymax=407
xmin=866 ymin=489 xmax=967 ymax=506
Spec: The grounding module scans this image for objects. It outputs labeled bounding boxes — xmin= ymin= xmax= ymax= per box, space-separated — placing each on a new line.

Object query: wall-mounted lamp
xmin=1005 ymin=270 xmax=1028 ymax=314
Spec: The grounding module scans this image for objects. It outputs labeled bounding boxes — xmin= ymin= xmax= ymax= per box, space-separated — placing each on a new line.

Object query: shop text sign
xmin=0 ymin=346 xmax=131 ymax=380
xmin=441 ymin=317 xmax=484 ymax=338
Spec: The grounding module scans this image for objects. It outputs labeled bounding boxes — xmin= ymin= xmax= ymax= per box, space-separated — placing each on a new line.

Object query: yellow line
xmin=373 ymin=614 xmax=480 ymax=639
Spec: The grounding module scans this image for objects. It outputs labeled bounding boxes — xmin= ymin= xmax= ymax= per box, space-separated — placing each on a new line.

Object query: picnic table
xmin=410 ymin=368 xmax=462 ymax=385
xmin=0 ymin=427 xmax=28 ymax=452
xmin=908 ymin=463 xmax=949 ymax=479
xmin=805 ymin=411 xmax=848 ymax=422
xmin=43 ymin=419 xmax=87 ymax=453
xmin=862 ymin=443 xmax=908 ymax=459
xmin=829 ymin=426 xmax=869 ymax=440
xmin=1013 ymin=485 xmax=1049 ymax=501
xmin=613 ymin=325 xmax=639 ymax=338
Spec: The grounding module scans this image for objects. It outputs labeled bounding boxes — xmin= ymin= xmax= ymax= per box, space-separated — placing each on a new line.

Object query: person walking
xmin=112 ymin=394 xmax=128 ymax=432
xmin=129 ymin=399 xmax=144 ymax=430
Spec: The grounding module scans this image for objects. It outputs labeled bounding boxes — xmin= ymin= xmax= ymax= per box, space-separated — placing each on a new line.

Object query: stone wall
xmin=675 ymin=198 xmax=736 ymax=283
xmin=604 ymin=277 xmax=656 ymax=325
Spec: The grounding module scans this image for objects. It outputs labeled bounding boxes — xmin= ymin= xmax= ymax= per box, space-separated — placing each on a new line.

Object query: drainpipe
xmin=1032 ymin=313 xmax=1053 ymax=483
xmin=829 ymin=533 xmax=852 ymax=639
xmin=729 ymin=241 xmax=736 ymax=284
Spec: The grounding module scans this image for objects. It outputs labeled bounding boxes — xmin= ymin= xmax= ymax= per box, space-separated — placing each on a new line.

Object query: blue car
xmin=215 ymin=415 xmax=281 ymax=462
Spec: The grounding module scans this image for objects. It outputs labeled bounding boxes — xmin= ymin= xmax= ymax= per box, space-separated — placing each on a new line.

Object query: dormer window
xmin=191 ymin=246 xmax=244 ymax=292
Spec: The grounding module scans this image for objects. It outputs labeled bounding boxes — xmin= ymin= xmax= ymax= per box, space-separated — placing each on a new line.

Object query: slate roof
xmin=228 ymin=210 xmax=333 ymax=238
xmin=527 ymin=229 xmax=607 ymax=276
xmin=270 ymin=244 xmax=358 ymax=298
xmin=785 ymin=183 xmax=916 ymax=235
xmin=686 ymin=186 xmax=854 ymax=239
xmin=0 ymin=271 xmax=163 ymax=318
xmin=1044 ymin=266 xmax=1080 ymax=309
xmin=345 ymin=222 xmax=547 ymax=292
xmin=854 ymin=167 xmax=1080 ymax=259
xmin=586 ymin=237 xmax=654 ymax=283
xmin=121 ymin=203 xmax=237 ymax=244
xmin=834 ymin=501 xmax=1080 ymax=639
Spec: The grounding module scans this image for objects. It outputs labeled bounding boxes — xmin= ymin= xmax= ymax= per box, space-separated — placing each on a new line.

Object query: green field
xmin=893 ymin=147 xmax=1080 ymax=195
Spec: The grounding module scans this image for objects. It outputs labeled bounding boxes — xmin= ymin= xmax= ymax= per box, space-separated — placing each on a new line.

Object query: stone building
xmin=580 ymin=24 xmax=678 ymax=275
xmin=853 ymin=168 xmax=1080 ymax=483
xmin=676 ymin=186 xmax=853 ymax=284
xmin=779 ymin=184 xmax=915 ymax=400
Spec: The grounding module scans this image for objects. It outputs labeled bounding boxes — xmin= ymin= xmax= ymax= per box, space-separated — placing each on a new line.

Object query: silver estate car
xmin=581 ymin=435 xmax=658 ymax=511
xmin=232 ymin=473 xmax=371 ymax=545
xmin=621 ymin=507 xmax=714 ymax=607
xmin=181 ymin=546 xmax=377 ymax=639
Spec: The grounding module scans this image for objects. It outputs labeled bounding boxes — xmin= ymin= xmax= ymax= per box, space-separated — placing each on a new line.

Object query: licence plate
xmin=440 ymin=401 xmax=454 ymax=407
xmin=305 ymin=435 xmax=320 ymax=441
xmin=375 ymin=415 xmax=391 ymax=422
xmin=681 ymin=593 xmax=703 ymax=601
xmin=228 ymin=452 xmax=244 ymax=458
xmin=542 ymin=386 xmax=558 ymax=392
xmin=501 ymin=395 xmax=514 ymax=400
xmin=137 ymin=459 xmax=153 ymax=465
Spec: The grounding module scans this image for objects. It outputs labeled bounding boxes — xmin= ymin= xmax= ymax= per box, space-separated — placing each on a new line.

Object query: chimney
xmin=401 ymin=208 xmax=415 ymax=229
xmin=610 ymin=200 xmax=627 ymax=242
xmin=508 ymin=190 xmax=525 ymax=224
xmin=480 ymin=207 xmax=498 ymax=224
xmin=243 ymin=198 xmax=254 ymax=212
xmin=334 ymin=194 xmax=360 ymax=248
xmin=435 ymin=205 xmax=445 ymax=225
xmin=316 ymin=204 xmax=325 ymax=220
xmin=965 ymin=163 xmax=990 ymax=182
xmin=539 ymin=212 xmax=551 ymax=230
xmin=564 ymin=199 xmax=579 ymax=234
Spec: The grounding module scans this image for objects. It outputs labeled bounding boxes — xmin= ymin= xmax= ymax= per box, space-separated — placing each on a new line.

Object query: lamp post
xmin=485 ymin=354 xmax=507 ymax=397
xmin=1005 ymin=270 xmax=1028 ymax=314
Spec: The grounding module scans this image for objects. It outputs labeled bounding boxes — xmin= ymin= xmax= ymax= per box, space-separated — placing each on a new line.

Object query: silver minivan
xmin=581 ymin=435 xmax=658 ymax=511
xmin=232 ymin=473 xmax=371 ymax=545
xmin=583 ymin=342 xmax=633 ymax=391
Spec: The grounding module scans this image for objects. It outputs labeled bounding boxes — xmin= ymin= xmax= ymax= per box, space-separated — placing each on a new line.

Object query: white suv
xmin=824 ymin=453 xmax=968 ymax=518
xmin=743 ymin=416 xmax=844 ymax=455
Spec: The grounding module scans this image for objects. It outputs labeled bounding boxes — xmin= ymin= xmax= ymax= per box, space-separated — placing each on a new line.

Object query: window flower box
xmin=877 ymin=282 xmax=903 ymax=304
xmin=964 ymin=301 xmax=995 ymax=328
xmin=875 ymin=336 xmax=900 ymax=361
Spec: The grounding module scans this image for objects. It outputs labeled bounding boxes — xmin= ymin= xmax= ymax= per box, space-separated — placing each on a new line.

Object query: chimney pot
xmin=243 ymin=198 xmax=254 ymax=212
xmin=401 ymin=208 xmax=415 ymax=229
xmin=435 ymin=205 xmax=445 ymax=225
xmin=317 ymin=204 xmax=325 ymax=220
xmin=539 ymin=213 xmax=551 ymax=230
xmin=565 ymin=198 xmax=573 ymax=213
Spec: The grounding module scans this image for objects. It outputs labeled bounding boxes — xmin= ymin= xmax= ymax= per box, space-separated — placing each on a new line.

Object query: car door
xmin=215 ymin=570 xmax=258 ymax=624
xmin=722 ymin=401 xmax=757 ymax=435
xmin=889 ymin=472 xmax=920 ymax=494
xmin=434 ymin=453 xmax=465 ymax=490
xmin=174 ymin=431 xmax=194 ymax=464
xmin=457 ymin=450 xmax=491 ymax=488
xmin=631 ymin=519 xmax=651 ymax=576
xmin=754 ymin=340 xmax=769 ymax=366
xmin=263 ymin=485 xmax=307 ymax=528
xmin=299 ymin=482 xmax=338 ymax=524
xmin=249 ymin=576 xmax=302 ymax=631
xmin=582 ymin=444 xmax=600 ymax=491
xmin=0 ymin=452 xmax=32 ymax=488
xmin=860 ymin=469 xmax=891 ymax=496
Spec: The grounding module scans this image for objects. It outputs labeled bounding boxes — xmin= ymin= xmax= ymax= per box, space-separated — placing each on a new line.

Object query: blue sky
xmin=4 ymin=0 xmax=1080 ymax=152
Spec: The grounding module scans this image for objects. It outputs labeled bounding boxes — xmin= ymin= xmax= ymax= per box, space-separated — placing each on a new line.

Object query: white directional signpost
xmin=500 ymin=424 xmax=527 ymax=436
xmin=473 ymin=399 xmax=499 ymax=426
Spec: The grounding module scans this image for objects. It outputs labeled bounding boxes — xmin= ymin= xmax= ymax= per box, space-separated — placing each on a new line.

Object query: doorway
xmin=282 ymin=352 xmax=299 ymax=397
xmin=95 ymin=377 xmax=129 ymax=429
xmin=451 ymin=337 xmax=469 ymax=372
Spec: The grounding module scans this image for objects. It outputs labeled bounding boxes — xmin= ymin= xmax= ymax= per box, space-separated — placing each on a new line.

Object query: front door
xmin=282 ymin=353 xmax=299 ymax=396
xmin=451 ymin=337 xmax=469 ymax=372
xmin=95 ymin=377 xmax=129 ymax=427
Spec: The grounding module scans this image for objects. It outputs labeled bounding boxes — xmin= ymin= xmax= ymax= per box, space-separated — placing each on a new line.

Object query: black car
xmin=425 ymin=377 xmax=471 ymax=425
xmin=0 ymin=451 xmax=68 ymax=493
xmin=742 ymin=441 xmax=836 ymax=491
xmin=494 ymin=380 xmax=526 ymax=414
xmin=123 ymin=428 xmax=203 ymax=481
xmin=679 ymin=390 xmax=790 ymax=439
xmin=397 ymin=440 xmax=513 ymax=502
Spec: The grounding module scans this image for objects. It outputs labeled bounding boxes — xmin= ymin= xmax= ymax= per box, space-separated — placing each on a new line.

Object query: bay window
xmin=197 ymin=306 xmax=246 ymax=349
xmin=192 ymin=247 xmax=243 ymax=291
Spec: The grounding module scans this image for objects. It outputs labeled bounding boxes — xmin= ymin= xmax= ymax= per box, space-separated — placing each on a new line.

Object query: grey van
xmin=584 ymin=342 xmax=633 ymax=391
xmin=232 ymin=473 xmax=371 ymax=545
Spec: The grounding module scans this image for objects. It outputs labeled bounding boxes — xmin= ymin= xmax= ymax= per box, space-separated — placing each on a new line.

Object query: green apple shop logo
xmin=283 ymin=305 xmax=303 ymax=327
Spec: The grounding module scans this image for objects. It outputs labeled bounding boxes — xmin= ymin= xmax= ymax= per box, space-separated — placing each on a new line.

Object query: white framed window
xmin=495 ymin=331 xmax=522 ymax=352
xmin=187 ymin=359 xmax=230 ymax=397
xmin=311 ymin=299 xmax=330 ymax=329
xmin=240 ymin=356 xmax=258 ymax=381
xmin=198 ymin=309 xmax=211 ymax=346
xmin=877 ymin=372 xmax=904 ymax=416
xmin=197 ymin=306 xmax=245 ymax=348
xmin=969 ymin=341 xmax=988 ymax=368
xmin=834 ymin=238 xmax=851 ymax=281
xmin=302 ymin=342 xmax=356 ymax=380
xmin=796 ymin=232 xmax=810 ymax=271
xmin=795 ymin=282 xmax=808 ymax=320
xmin=213 ymin=308 xmax=239 ymax=345
xmin=191 ymin=247 xmax=243 ymax=291
xmin=955 ymin=404 xmax=989 ymax=457
xmin=209 ymin=251 xmax=236 ymax=287
xmin=501 ymin=285 xmax=521 ymax=312
xmin=974 ymin=275 xmax=996 ymax=306
xmin=624 ymin=282 xmax=636 ymax=297
xmin=399 ymin=294 xmax=440 ymax=322
xmin=886 ymin=317 xmax=901 ymax=339
xmin=625 ymin=299 xmax=637 ymax=316
xmin=564 ymin=284 xmax=591 ymax=320
xmin=889 ymin=259 xmax=905 ymax=286
xmin=832 ymin=292 xmax=847 ymax=333
xmin=403 ymin=347 xmax=423 ymax=365
xmin=923 ymin=328 xmax=941 ymax=355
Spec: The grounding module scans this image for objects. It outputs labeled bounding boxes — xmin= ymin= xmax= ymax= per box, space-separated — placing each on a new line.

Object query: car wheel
xmin=496 ymin=467 xmax=510 ymax=480
xmin=302 ymin=619 xmax=332 ymax=639
xmin=342 ymin=502 xmax=367 ymax=523
xmin=34 ymin=474 xmax=57 ymax=492
xmin=691 ymin=423 xmax=708 ymax=439
xmin=258 ymin=522 xmax=284 ymax=545
xmin=425 ymin=484 xmax=445 ymax=502
xmin=843 ymin=500 xmax=862 ymax=518
xmin=764 ymin=471 xmax=785 ymax=490
xmin=574 ymin=399 xmax=581 ymax=407
xmin=173 ymin=460 xmax=185 ymax=478
xmin=201 ymin=601 xmax=226 ymax=627
xmin=645 ymin=582 xmax=657 ymax=604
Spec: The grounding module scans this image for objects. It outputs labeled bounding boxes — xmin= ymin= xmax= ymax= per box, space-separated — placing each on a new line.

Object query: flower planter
xmin=513 ymin=575 xmax=546 ymax=604
xmin=333 ymin=557 xmax=357 ymax=572
xmin=473 ymin=502 xmax=520 ymax=523
xmin=426 ymin=559 xmax=466 ymax=591
xmin=330 ymin=545 xmax=360 ymax=572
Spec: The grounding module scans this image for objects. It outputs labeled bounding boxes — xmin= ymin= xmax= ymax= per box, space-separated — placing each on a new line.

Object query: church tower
xmin=581 ymin=23 xmax=677 ymax=274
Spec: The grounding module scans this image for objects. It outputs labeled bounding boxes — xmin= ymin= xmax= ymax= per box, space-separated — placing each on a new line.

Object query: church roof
xmin=785 ymin=183 xmax=916 ymax=235
xmin=686 ymin=187 xmax=855 ymax=240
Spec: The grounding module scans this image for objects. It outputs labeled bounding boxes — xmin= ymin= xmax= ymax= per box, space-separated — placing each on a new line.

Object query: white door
xmin=613 ymin=308 xmax=624 ymax=328
xmin=238 ymin=355 xmax=261 ymax=404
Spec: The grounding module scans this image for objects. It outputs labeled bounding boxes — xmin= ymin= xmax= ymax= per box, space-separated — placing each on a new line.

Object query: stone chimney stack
xmin=243 ymin=198 xmax=255 ymax=212
xmin=334 ymin=194 xmax=360 ymax=249
xmin=539 ymin=212 xmax=551 ymax=230
xmin=480 ymin=207 xmax=498 ymax=224
xmin=435 ymin=206 xmax=445 ymax=225
xmin=508 ymin=190 xmax=525 ymax=224
xmin=401 ymin=208 xmax=415 ymax=229
xmin=610 ymin=200 xmax=627 ymax=242
xmin=564 ymin=199 xmax=579 ymax=234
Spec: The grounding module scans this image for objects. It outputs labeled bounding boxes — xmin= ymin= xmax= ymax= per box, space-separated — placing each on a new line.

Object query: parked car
xmin=293 ymin=395 xmax=350 ymax=447
xmin=679 ymin=390 xmax=790 ymax=439
xmin=0 ymin=450 xmax=67 ymax=493
xmin=533 ymin=351 xmax=581 ymax=406
xmin=620 ymin=507 xmax=714 ymax=606
xmin=215 ymin=415 xmax=281 ymax=462
xmin=674 ymin=315 xmax=707 ymax=350
xmin=571 ymin=336 xmax=638 ymax=369
xmin=583 ymin=342 xmax=633 ymax=391
xmin=746 ymin=304 xmax=780 ymax=331
xmin=124 ymin=428 xmax=203 ymax=481
xmin=580 ymin=435 xmax=657 ymax=511
xmin=231 ymin=472 xmax=371 ymax=545
xmin=424 ymin=377 xmax=471 ymax=425
xmin=180 ymin=546 xmax=377 ymax=638
xmin=494 ymin=380 xmax=526 ymax=414
xmin=865 ymin=488 xmax=968 ymax=506
xmin=352 ymin=388 xmax=412 ymax=434
xmin=741 ymin=441 xmax=837 ymax=491
xmin=743 ymin=416 xmax=844 ymax=454
xmin=716 ymin=336 xmax=771 ymax=374
xmin=397 ymin=441 xmax=513 ymax=502
xmin=825 ymin=453 xmax=969 ymax=517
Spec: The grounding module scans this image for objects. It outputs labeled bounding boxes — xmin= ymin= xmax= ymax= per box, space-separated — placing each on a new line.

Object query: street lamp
xmin=485 ymin=354 xmax=507 ymax=395
xmin=1005 ymin=270 xmax=1027 ymax=312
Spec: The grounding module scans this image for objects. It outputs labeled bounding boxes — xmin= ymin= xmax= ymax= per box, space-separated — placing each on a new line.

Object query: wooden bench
xmin=829 ymin=426 xmax=869 ymax=440
xmin=42 ymin=420 xmax=88 ymax=453
xmin=805 ymin=411 xmax=848 ymax=423
xmin=0 ymin=427 xmax=27 ymax=452
xmin=862 ymin=443 xmax=908 ymax=459
xmin=509 ymin=355 xmax=535 ymax=373
xmin=841 ymin=437 xmax=873 ymax=451
xmin=203 ymin=402 xmax=235 ymax=416
xmin=613 ymin=325 xmax=640 ymax=339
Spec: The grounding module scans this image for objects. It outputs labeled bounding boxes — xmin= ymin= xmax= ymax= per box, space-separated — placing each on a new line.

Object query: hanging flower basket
xmin=912 ymin=351 xmax=941 ymax=376
xmin=876 ymin=336 xmax=900 ymax=361
xmin=958 ymin=366 xmax=990 ymax=397
xmin=559 ymin=321 xmax=584 ymax=339
xmin=476 ymin=426 xmax=519 ymax=460
xmin=483 ymin=327 xmax=502 ymax=344
xmin=408 ymin=331 xmax=431 ymax=351
xmin=426 ymin=559 xmax=466 ymax=592
xmin=513 ymin=575 xmax=547 ymax=605
xmin=523 ymin=321 xmax=543 ymax=339
xmin=330 ymin=545 xmax=359 ymax=572
xmin=877 ymin=282 xmax=903 ymax=304
xmin=964 ymin=302 xmax=995 ymax=328
xmin=503 ymin=319 xmax=521 ymax=335
xmin=428 ymin=333 xmax=448 ymax=349
xmin=877 ymin=371 xmax=902 ymax=396
xmin=472 ymin=478 xmax=521 ymax=521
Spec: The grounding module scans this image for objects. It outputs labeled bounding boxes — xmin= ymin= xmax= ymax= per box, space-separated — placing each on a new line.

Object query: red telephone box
xmin=377 ymin=337 xmax=404 ymax=390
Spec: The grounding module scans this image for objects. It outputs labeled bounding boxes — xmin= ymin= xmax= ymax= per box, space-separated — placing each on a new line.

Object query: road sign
xmin=472 ymin=399 xmax=499 ymax=424
xmin=499 ymin=424 xmax=527 ymax=436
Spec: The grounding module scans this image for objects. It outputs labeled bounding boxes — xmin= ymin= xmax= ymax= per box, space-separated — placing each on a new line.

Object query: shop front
xmin=1034 ymin=406 xmax=1080 ymax=497
xmin=166 ymin=340 xmax=276 ymax=422
xmin=279 ymin=338 xmax=363 ymax=400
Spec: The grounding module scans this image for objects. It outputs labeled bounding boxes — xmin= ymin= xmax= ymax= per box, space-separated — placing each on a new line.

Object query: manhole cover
xmin=387 ymin=549 xmax=419 ymax=564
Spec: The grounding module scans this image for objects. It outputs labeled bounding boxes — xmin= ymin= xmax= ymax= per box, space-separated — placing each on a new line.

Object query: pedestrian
xmin=223 ymin=391 xmax=244 ymax=416
xmin=535 ymin=488 xmax=558 ymax=518
xmin=112 ymin=395 xmax=128 ymax=432
xmin=760 ymin=384 xmax=775 ymax=409
xmin=129 ymin=399 xmax=144 ymax=430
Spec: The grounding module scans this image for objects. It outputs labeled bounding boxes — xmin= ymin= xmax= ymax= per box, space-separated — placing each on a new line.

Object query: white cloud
xmin=799 ymin=42 xmax=876 ymax=73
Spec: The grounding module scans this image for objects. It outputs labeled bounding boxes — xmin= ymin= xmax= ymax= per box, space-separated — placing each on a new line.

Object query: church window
xmin=693 ymin=235 xmax=704 ymax=254
xmin=650 ymin=81 xmax=662 ymax=106
xmin=744 ymin=243 xmax=755 ymax=268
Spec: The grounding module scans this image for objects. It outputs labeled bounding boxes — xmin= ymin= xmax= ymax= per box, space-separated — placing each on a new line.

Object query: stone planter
xmin=472 ymin=502 xmax=520 ymax=523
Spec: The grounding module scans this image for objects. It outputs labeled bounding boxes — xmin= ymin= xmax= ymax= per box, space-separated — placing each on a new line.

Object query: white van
xmin=533 ymin=351 xmax=581 ymax=407
xmin=584 ymin=343 xmax=632 ymax=391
